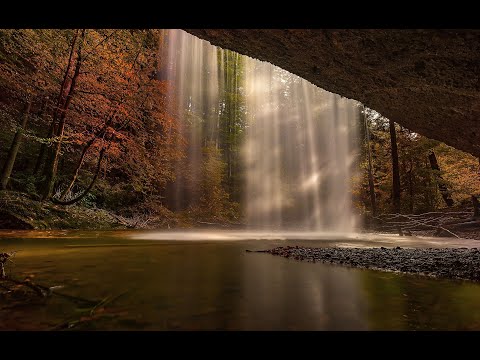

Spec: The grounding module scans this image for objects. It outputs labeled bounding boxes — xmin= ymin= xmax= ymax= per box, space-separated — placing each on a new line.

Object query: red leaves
xmin=1 ymin=29 xmax=183 ymax=211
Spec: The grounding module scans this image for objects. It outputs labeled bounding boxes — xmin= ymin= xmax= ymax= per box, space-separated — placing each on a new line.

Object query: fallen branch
xmin=197 ymin=221 xmax=227 ymax=227
xmin=1 ymin=275 xmax=101 ymax=306
xmin=445 ymin=220 xmax=480 ymax=230
xmin=373 ymin=212 xmax=464 ymax=238
xmin=0 ymin=251 xmax=17 ymax=279
xmin=2 ymin=276 xmax=49 ymax=297
xmin=51 ymin=290 xmax=130 ymax=330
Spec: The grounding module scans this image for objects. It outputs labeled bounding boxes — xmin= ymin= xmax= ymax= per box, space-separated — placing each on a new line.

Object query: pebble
xmin=255 ymin=246 xmax=480 ymax=282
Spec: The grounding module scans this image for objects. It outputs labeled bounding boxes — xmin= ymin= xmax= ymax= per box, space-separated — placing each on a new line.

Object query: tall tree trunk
xmin=424 ymin=158 xmax=433 ymax=210
xmin=41 ymin=30 xmax=85 ymax=201
xmin=0 ymin=101 xmax=32 ymax=190
xmin=215 ymin=49 xmax=222 ymax=150
xmin=54 ymin=31 xmax=79 ymax=119
xmin=52 ymin=144 xmax=107 ymax=206
xmin=389 ymin=120 xmax=401 ymax=213
xmin=408 ymin=160 xmax=414 ymax=213
xmin=50 ymin=30 xmax=80 ymax=139
xmin=428 ymin=151 xmax=454 ymax=207
xmin=228 ymin=51 xmax=234 ymax=181
xmin=32 ymin=98 xmax=50 ymax=175
xmin=33 ymin=124 xmax=53 ymax=176
xmin=36 ymin=31 xmax=79 ymax=178
xmin=59 ymin=140 xmax=92 ymax=201
xmin=364 ymin=107 xmax=376 ymax=216
xmin=472 ymin=195 xmax=479 ymax=218
xmin=57 ymin=48 xmax=141 ymax=202
xmin=59 ymin=130 xmax=107 ymax=201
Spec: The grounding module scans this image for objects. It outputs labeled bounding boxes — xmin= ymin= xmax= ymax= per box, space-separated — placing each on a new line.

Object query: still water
xmin=1 ymin=230 xmax=480 ymax=330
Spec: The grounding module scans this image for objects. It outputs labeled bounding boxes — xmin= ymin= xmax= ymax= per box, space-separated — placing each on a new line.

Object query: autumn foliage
xmin=354 ymin=108 xmax=480 ymax=217
xmin=0 ymin=29 xmax=182 ymax=216
xmin=0 ymin=29 xmax=478 ymax=227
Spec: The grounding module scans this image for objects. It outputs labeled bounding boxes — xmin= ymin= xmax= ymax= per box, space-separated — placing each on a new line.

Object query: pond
xmin=1 ymin=230 xmax=480 ymax=330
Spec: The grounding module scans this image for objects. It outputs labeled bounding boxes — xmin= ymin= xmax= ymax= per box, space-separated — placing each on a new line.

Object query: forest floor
xmin=0 ymin=191 xmax=127 ymax=230
xmin=254 ymin=246 xmax=480 ymax=282
xmin=368 ymin=228 xmax=480 ymax=242
xmin=369 ymin=209 xmax=480 ymax=241
xmin=1 ymin=191 xmax=480 ymax=240
xmin=0 ymin=191 xmax=239 ymax=230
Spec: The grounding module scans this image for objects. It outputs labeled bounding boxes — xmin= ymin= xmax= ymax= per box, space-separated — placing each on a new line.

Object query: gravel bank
xmin=254 ymin=246 xmax=480 ymax=282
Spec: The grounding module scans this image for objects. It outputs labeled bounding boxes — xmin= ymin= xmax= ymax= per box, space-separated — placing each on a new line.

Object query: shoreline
xmin=254 ymin=246 xmax=480 ymax=282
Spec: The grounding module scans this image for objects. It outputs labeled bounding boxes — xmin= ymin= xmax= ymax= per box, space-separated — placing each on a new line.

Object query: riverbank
xmin=0 ymin=191 xmax=128 ymax=230
xmin=0 ymin=191 xmax=240 ymax=230
xmin=3 ymin=234 xmax=480 ymax=331
xmin=256 ymin=246 xmax=480 ymax=282
xmin=1 ymin=191 xmax=479 ymax=237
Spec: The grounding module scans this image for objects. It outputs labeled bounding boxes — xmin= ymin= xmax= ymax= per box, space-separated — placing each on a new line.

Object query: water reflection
xmin=239 ymin=254 xmax=367 ymax=330
xmin=2 ymin=233 xmax=480 ymax=330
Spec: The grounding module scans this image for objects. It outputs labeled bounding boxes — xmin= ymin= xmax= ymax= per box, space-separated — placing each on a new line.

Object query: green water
xmin=1 ymin=230 xmax=480 ymax=330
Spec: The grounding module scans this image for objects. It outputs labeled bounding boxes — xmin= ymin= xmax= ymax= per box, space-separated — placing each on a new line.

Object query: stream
xmin=1 ymin=230 xmax=480 ymax=330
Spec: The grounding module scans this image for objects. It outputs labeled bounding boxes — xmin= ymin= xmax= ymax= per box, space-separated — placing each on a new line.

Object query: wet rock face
xmin=185 ymin=29 xmax=480 ymax=157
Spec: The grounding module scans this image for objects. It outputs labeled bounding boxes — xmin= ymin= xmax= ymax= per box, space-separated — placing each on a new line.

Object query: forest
xmin=0 ymin=29 xmax=479 ymax=232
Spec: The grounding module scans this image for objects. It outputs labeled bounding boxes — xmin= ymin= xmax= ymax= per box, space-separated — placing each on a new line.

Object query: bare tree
xmin=389 ymin=120 xmax=401 ymax=213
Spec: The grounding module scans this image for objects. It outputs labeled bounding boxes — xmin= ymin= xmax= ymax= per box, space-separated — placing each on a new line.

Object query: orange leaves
xmin=1 ymin=29 xmax=183 ymax=210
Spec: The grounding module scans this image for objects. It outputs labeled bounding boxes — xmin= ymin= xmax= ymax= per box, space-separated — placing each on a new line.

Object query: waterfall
xmin=163 ymin=29 xmax=220 ymax=211
xmin=164 ymin=29 xmax=359 ymax=232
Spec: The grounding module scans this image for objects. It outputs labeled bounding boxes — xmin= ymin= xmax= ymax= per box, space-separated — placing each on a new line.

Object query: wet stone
xmin=255 ymin=246 xmax=480 ymax=282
